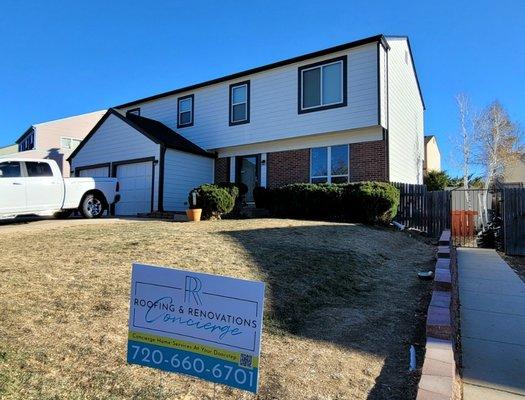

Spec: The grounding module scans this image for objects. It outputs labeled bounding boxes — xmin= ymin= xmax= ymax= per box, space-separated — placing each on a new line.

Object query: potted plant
xmin=186 ymin=189 xmax=202 ymax=222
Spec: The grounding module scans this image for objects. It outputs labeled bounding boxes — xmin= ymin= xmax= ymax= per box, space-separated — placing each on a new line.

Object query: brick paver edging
xmin=417 ymin=230 xmax=461 ymax=400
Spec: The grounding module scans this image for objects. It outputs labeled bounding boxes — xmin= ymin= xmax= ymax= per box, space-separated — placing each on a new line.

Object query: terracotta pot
xmin=186 ymin=208 xmax=202 ymax=222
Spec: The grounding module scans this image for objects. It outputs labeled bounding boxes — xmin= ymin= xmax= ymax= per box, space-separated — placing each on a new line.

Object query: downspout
xmin=158 ymin=145 xmax=166 ymax=212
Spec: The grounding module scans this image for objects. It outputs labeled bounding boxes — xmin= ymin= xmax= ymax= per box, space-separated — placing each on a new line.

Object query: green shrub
xmin=267 ymin=182 xmax=399 ymax=224
xmin=268 ymin=183 xmax=344 ymax=220
xmin=424 ymin=170 xmax=449 ymax=191
xmin=216 ymin=182 xmax=240 ymax=200
xmin=342 ymin=182 xmax=400 ymax=223
xmin=192 ymin=184 xmax=235 ymax=219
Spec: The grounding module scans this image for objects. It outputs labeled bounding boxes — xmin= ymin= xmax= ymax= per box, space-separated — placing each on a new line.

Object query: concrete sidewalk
xmin=458 ymin=248 xmax=525 ymax=399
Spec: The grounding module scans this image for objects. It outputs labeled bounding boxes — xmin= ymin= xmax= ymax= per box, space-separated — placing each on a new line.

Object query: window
xmin=19 ymin=132 xmax=35 ymax=152
xmin=25 ymin=161 xmax=53 ymax=177
xmin=126 ymin=108 xmax=140 ymax=116
xmin=298 ymin=56 xmax=347 ymax=114
xmin=177 ymin=94 xmax=194 ymax=128
xmin=61 ymin=137 xmax=82 ymax=150
xmin=310 ymin=145 xmax=349 ymax=183
xmin=0 ymin=161 xmax=21 ymax=178
xmin=229 ymin=81 xmax=250 ymax=125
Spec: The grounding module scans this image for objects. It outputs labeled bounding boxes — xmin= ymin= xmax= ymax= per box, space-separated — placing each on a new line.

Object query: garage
xmin=76 ymin=164 xmax=110 ymax=178
xmin=114 ymin=159 xmax=154 ymax=215
xmin=68 ymin=109 xmax=215 ymax=216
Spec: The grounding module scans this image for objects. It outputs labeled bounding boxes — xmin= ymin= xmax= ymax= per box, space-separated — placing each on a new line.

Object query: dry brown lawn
xmin=0 ymin=218 xmax=435 ymax=400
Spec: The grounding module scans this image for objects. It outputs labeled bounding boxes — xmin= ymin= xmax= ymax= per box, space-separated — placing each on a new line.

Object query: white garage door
xmin=78 ymin=166 xmax=109 ymax=177
xmin=115 ymin=161 xmax=153 ymax=216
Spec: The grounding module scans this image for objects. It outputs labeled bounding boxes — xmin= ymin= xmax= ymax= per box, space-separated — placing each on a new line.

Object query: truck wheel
xmin=53 ymin=210 xmax=72 ymax=219
xmin=80 ymin=193 xmax=106 ymax=219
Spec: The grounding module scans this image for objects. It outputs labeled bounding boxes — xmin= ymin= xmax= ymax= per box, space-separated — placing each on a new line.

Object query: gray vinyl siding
xmin=386 ymin=38 xmax=424 ymax=184
xmin=70 ymin=114 xmax=161 ymax=210
xmin=119 ymin=43 xmax=380 ymax=151
xmin=163 ymin=149 xmax=214 ymax=211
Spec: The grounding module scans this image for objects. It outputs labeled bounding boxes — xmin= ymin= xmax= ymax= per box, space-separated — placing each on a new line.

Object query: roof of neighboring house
xmin=0 ymin=143 xmax=18 ymax=156
xmin=424 ymin=135 xmax=436 ymax=144
xmin=15 ymin=127 xmax=35 ymax=144
xmin=15 ymin=110 xmax=107 ymax=144
xmin=67 ymin=109 xmax=215 ymax=162
xmin=114 ymin=34 xmax=415 ymax=110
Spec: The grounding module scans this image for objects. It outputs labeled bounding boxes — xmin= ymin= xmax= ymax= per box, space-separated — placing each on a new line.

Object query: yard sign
xmin=127 ymin=263 xmax=265 ymax=393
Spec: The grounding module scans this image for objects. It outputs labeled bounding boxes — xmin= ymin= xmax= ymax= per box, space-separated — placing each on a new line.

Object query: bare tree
xmin=474 ymin=101 xmax=522 ymax=223
xmin=455 ymin=93 xmax=474 ymax=209
xmin=474 ymin=101 xmax=522 ymax=189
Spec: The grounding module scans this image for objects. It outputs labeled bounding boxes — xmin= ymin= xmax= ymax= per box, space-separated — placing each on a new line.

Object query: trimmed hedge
xmin=253 ymin=186 xmax=269 ymax=208
xmin=190 ymin=184 xmax=235 ymax=219
xmin=267 ymin=182 xmax=399 ymax=224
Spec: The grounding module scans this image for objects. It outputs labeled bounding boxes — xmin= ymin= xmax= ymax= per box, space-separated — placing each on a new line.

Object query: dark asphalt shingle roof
xmin=125 ymin=113 xmax=214 ymax=158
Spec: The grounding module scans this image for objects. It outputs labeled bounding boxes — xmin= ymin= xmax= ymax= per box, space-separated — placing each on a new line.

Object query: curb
xmin=417 ymin=230 xmax=459 ymax=400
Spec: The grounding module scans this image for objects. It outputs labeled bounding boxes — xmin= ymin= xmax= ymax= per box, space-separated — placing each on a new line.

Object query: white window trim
xmin=178 ymin=97 xmax=193 ymax=126
xmin=60 ymin=136 xmax=82 ymax=150
xmin=301 ymin=60 xmax=344 ymax=111
xmin=231 ymin=84 xmax=248 ymax=123
xmin=310 ymin=145 xmax=350 ymax=183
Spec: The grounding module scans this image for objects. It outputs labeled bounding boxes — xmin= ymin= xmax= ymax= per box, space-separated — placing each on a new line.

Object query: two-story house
xmin=2 ymin=110 xmax=106 ymax=176
xmin=68 ymin=34 xmax=425 ymax=216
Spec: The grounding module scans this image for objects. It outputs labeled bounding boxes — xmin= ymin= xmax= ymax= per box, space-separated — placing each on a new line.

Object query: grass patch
xmin=0 ymin=219 xmax=434 ymax=399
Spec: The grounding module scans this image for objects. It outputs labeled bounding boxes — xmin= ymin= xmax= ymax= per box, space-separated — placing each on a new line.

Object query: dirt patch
xmin=0 ymin=219 xmax=435 ymax=399
xmin=500 ymin=253 xmax=525 ymax=283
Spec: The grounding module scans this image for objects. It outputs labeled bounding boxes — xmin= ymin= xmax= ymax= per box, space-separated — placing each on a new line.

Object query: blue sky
xmin=0 ymin=0 xmax=523 ymax=175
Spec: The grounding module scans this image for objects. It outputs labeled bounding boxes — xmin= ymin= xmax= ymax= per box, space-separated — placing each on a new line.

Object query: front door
xmin=237 ymin=155 xmax=259 ymax=203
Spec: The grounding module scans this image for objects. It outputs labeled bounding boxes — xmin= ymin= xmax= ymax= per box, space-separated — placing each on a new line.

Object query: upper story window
xmin=61 ymin=137 xmax=82 ymax=150
xmin=298 ymin=56 xmax=347 ymax=114
xmin=19 ymin=132 xmax=35 ymax=152
xmin=310 ymin=145 xmax=349 ymax=184
xmin=229 ymin=81 xmax=250 ymax=126
xmin=0 ymin=161 xmax=21 ymax=178
xmin=177 ymin=95 xmax=194 ymax=128
xmin=126 ymin=108 xmax=141 ymax=116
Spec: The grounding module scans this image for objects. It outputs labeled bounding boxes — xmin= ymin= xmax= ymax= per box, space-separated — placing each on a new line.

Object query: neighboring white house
xmin=69 ymin=34 xmax=425 ymax=215
xmin=424 ymin=135 xmax=441 ymax=173
xmin=2 ymin=110 xmax=106 ymax=176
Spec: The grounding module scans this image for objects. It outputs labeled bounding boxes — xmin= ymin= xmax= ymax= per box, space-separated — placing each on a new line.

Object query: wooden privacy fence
xmin=503 ymin=188 xmax=525 ymax=255
xmin=392 ymin=184 xmax=524 ymax=254
xmin=392 ymin=183 xmax=450 ymax=237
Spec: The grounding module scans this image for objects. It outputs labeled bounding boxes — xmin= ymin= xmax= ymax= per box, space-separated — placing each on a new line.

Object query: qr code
xmin=239 ymin=353 xmax=253 ymax=369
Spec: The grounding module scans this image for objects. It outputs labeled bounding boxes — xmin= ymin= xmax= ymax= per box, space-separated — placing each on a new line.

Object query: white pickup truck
xmin=0 ymin=158 xmax=120 ymax=219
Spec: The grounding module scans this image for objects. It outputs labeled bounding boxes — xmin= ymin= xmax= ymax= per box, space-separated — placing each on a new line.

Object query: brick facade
xmin=265 ymin=140 xmax=387 ymax=188
xmin=214 ymin=157 xmax=229 ymax=183
xmin=349 ymin=140 xmax=387 ymax=182
xmin=217 ymin=140 xmax=388 ymax=188
xmin=267 ymin=149 xmax=310 ymax=188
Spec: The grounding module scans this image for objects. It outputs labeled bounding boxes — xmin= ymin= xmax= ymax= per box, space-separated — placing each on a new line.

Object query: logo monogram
xmin=184 ymin=275 xmax=203 ymax=305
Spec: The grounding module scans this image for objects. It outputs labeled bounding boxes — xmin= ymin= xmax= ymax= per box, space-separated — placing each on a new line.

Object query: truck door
xmin=0 ymin=161 xmax=27 ymax=214
xmin=24 ymin=161 xmax=64 ymax=212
